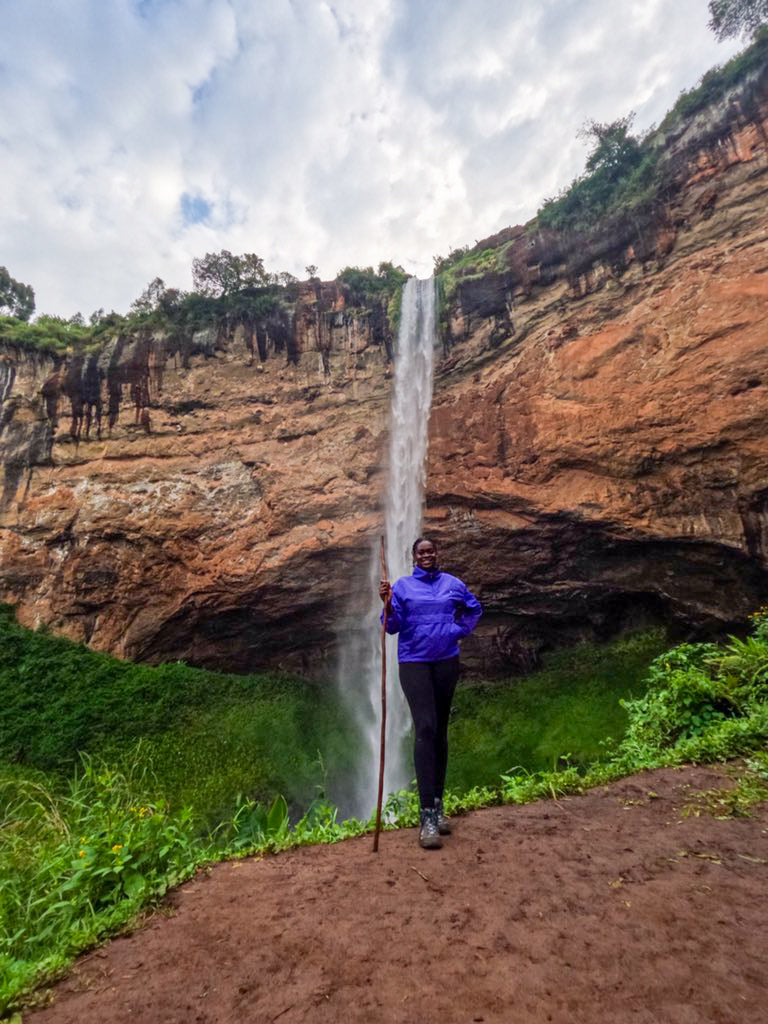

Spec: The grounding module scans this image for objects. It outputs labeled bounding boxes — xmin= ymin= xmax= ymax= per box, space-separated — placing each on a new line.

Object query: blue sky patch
xmin=180 ymin=193 xmax=212 ymax=226
xmin=136 ymin=0 xmax=172 ymax=19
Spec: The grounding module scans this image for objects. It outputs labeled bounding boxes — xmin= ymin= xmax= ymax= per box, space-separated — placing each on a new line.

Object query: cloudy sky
xmin=0 ymin=0 xmax=742 ymax=318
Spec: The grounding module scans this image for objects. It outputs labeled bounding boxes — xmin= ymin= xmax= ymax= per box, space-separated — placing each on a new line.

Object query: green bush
xmin=618 ymin=643 xmax=729 ymax=750
xmin=616 ymin=616 xmax=768 ymax=770
xmin=0 ymin=315 xmax=87 ymax=356
xmin=335 ymin=262 xmax=408 ymax=308
xmin=107 ymin=695 xmax=358 ymax=823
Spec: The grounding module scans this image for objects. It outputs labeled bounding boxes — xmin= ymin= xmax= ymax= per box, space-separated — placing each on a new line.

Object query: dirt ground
xmin=26 ymin=763 xmax=768 ymax=1024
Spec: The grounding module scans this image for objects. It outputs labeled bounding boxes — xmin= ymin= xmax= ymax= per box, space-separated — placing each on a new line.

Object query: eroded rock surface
xmin=2 ymin=83 xmax=768 ymax=674
xmin=0 ymin=282 xmax=394 ymax=672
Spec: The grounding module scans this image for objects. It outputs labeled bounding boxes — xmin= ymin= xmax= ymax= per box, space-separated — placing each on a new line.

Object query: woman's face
xmin=413 ymin=540 xmax=437 ymax=570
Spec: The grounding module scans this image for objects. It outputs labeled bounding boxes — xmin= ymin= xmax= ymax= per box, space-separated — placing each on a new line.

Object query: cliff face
xmin=2 ymin=80 xmax=768 ymax=675
xmin=427 ymin=77 xmax=768 ymax=670
xmin=0 ymin=281 xmax=396 ymax=672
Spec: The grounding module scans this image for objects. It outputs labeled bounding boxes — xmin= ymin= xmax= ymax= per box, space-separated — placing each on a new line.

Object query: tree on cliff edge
xmin=191 ymin=250 xmax=270 ymax=297
xmin=537 ymin=114 xmax=644 ymax=232
xmin=579 ymin=114 xmax=643 ymax=184
xmin=0 ymin=266 xmax=35 ymax=321
xmin=708 ymin=0 xmax=768 ymax=39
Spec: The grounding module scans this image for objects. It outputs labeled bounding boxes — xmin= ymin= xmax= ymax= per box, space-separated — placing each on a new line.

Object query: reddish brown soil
xmin=27 ymin=764 xmax=768 ymax=1024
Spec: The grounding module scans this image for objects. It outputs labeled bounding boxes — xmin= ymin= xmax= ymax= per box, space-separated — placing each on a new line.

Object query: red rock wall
xmin=0 ymin=297 xmax=392 ymax=672
xmin=2 ymin=83 xmax=768 ymax=675
xmin=426 ymin=89 xmax=768 ymax=671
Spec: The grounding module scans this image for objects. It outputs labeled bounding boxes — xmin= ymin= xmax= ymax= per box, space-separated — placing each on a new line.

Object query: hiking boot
xmin=419 ymin=807 xmax=442 ymax=849
xmin=434 ymin=797 xmax=452 ymax=835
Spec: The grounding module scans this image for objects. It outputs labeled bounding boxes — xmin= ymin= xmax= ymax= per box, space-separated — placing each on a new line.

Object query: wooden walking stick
xmin=373 ymin=535 xmax=389 ymax=853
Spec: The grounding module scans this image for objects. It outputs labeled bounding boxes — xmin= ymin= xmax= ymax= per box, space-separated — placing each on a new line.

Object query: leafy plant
xmin=708 ymin=0 xmax=768 ymax=40
xmin=0 ymin=267 xmax=35 ymax=322
xmin=0 ymin=756 xmax=203 ymax=1013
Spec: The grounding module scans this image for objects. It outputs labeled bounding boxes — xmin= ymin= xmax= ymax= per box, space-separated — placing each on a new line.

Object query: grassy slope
xmin=0 ymin=606 xmax=666 ymax=817
xmin=448 ymin=630 xmax=667 ymax=791
xmin=0 ymin=606 xmax=354 ymax=818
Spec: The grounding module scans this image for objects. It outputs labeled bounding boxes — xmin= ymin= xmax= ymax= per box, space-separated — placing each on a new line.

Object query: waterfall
xmin=336 ymin=276 xmax=437 ymax=819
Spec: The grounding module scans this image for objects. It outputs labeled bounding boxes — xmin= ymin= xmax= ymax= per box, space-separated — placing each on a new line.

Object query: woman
xmin=379 ymin=537 xmax=482 ymax=849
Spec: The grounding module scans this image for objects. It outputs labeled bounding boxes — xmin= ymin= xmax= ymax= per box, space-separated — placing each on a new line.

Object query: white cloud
xmin=0 ymin=0 xmax=743 ymax=316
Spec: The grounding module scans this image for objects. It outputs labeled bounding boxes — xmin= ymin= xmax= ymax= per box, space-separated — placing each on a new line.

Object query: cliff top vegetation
xmin=0 ymin=255 xmax=409 ymax=361
xmin=434 ymin=27 xmax=768 ymax=306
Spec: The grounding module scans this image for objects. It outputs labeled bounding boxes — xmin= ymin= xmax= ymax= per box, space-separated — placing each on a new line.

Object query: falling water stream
xmin=337 ymin=276 xmax=437 ymax=818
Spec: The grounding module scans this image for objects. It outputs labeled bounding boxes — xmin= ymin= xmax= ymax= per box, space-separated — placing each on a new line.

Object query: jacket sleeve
xmin=381 ymin=584 xmax=403 ymax=634
xmin=455 ymin=582 xmax=483 ymax=637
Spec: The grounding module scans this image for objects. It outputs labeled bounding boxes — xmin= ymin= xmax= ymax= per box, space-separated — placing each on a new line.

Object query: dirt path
xmin=27 ymin=764 xmax=768 ymax=1024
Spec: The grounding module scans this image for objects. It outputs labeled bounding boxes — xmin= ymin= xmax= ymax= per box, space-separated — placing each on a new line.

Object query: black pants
xmin=398 ymin=656 xmax=460 ymax=808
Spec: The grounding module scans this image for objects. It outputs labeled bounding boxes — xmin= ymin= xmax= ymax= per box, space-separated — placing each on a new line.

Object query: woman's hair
xmin=412 ymin=537 xmax=438 ymax=558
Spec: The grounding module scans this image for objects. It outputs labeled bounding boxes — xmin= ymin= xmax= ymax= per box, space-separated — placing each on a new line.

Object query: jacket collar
xmin=413 ymin=565 xmax=441 ymax=582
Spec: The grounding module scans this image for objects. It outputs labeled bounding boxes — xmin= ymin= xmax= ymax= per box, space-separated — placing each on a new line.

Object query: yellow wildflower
xmin=111 ymin=843 xmax=123 ymax=853
xmin=78 ymin=850 xmax=86 ymax=858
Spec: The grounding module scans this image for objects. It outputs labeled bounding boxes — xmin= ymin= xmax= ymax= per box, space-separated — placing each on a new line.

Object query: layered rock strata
xmin=0 ymin=283 xmax=393 ymax=672
xmin=2 ymin=78 xmax=768 ymax=674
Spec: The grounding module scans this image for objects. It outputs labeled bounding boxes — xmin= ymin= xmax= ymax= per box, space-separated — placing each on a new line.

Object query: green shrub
xmin=617 ymin=617 xmax=768 ymax=769
xmin=618 ymin=643 xmax=728 ymax=749
xmin=0 ymin=315 xmax=86 ymax=356
xmin=335 ymin=262 xmax=407 ymax=307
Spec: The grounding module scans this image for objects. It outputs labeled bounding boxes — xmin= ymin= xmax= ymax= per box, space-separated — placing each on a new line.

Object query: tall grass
xmin=104 ymin=697 xmax=360 ymax=824
xmin=0 ymin=757 xmax=202 ymax=1009
xmin=0 ymin=754 xmax=369 ymax=1013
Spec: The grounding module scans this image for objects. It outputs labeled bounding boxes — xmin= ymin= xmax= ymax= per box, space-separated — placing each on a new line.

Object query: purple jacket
xmin=382 ymin=565 xmax=483 ymax=663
